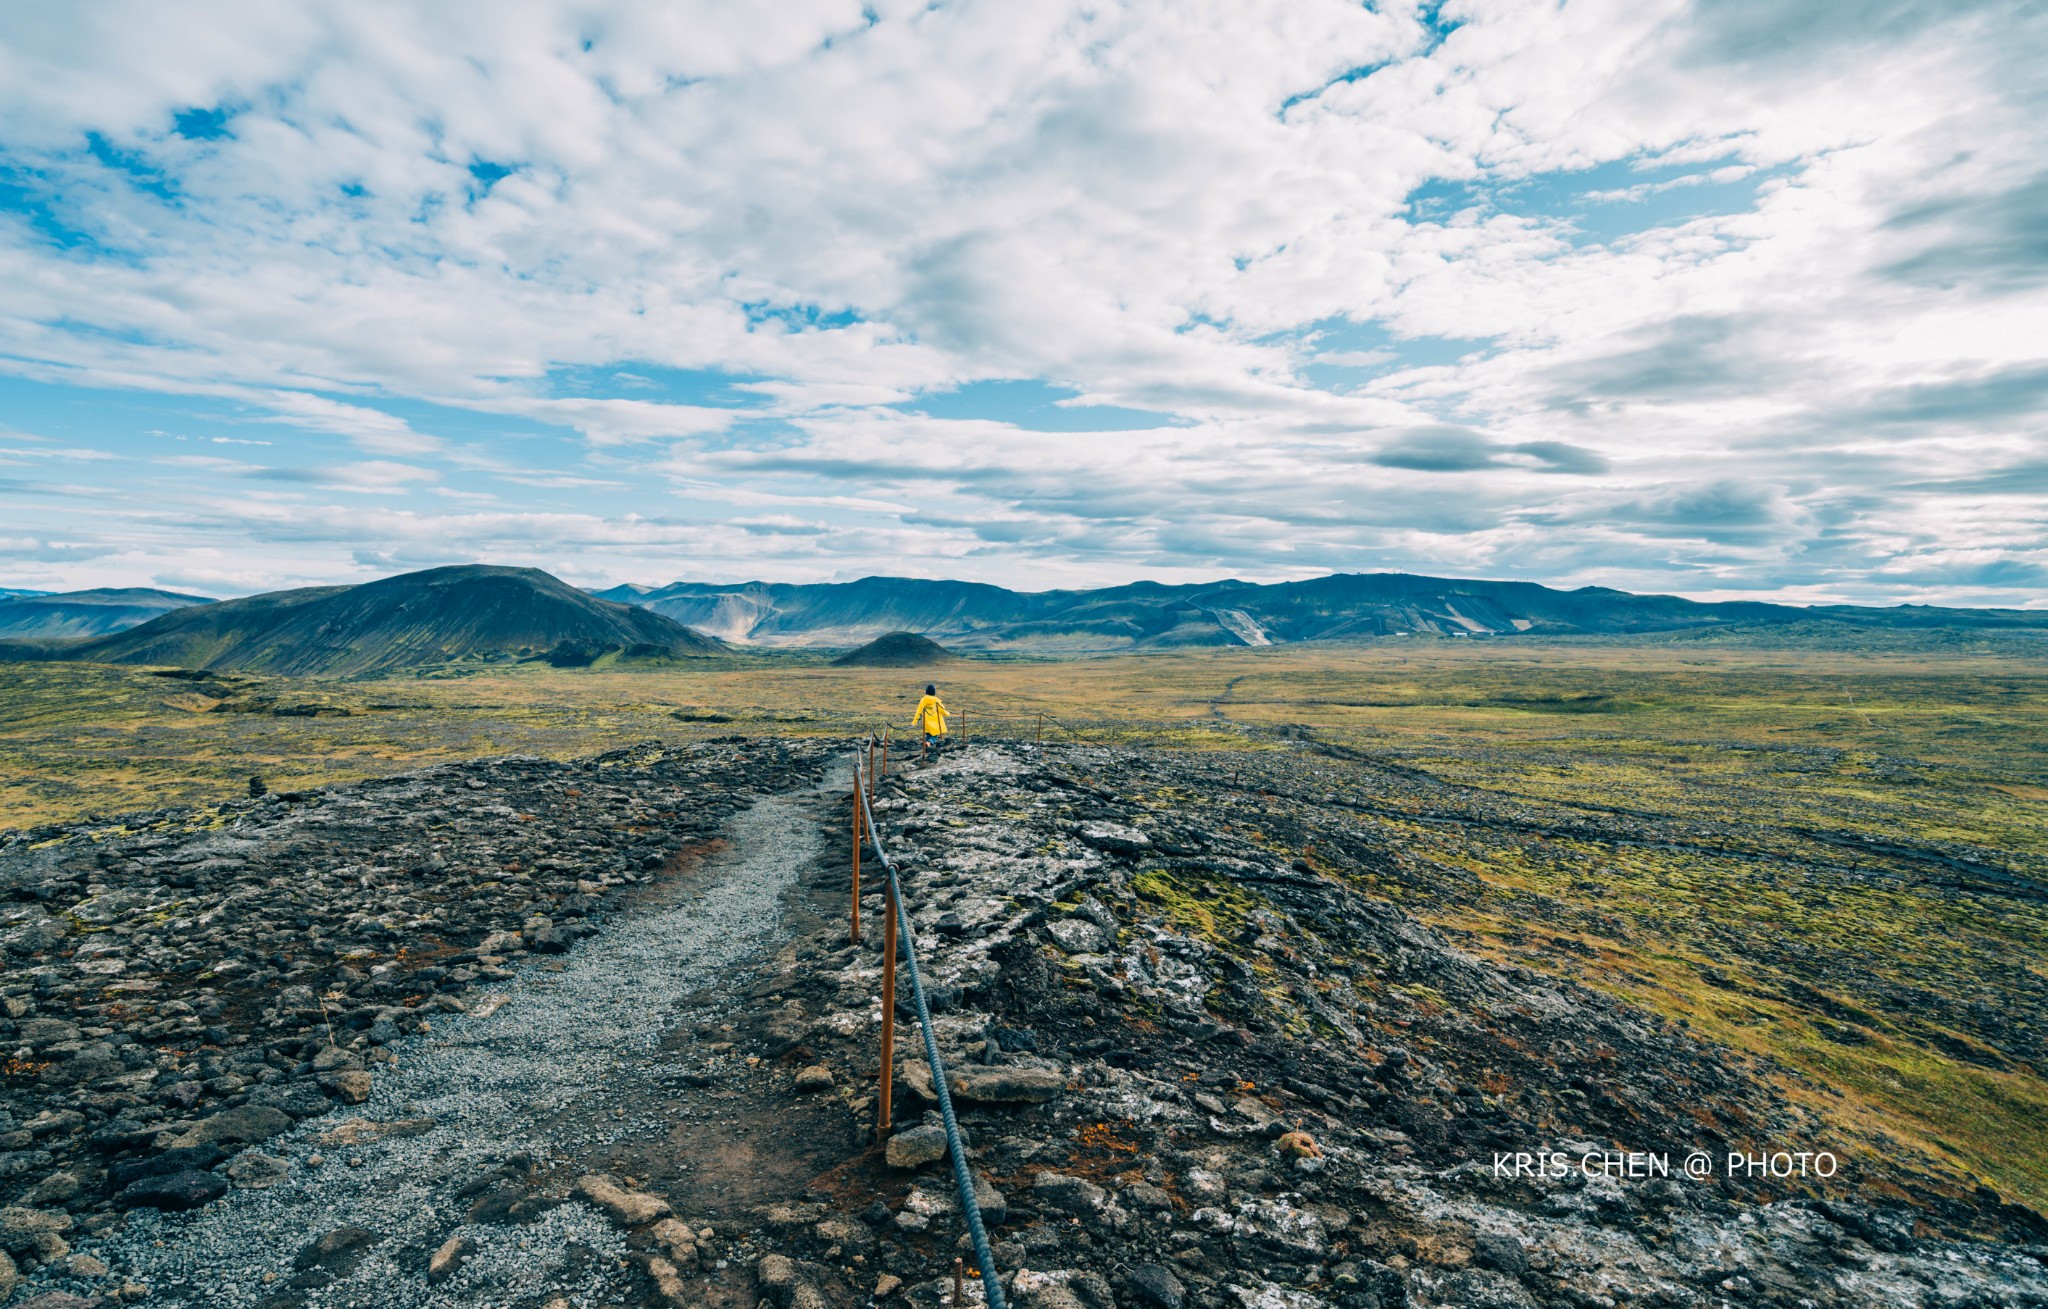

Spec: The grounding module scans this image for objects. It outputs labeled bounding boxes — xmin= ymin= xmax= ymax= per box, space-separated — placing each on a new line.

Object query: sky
xmin=1 ymin=1 xmax=2044 ymax=606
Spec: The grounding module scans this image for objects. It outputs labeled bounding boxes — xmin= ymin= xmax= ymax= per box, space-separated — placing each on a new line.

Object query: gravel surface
xmin=61 ymin=764 xmax=844 ymax=1308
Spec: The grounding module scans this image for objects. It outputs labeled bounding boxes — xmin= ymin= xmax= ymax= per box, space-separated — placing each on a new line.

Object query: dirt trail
xmin=78 ymin=765 xmax=852 ymax=1309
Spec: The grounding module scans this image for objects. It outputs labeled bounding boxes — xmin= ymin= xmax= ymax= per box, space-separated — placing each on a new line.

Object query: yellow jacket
xmin=912 ymin=694 xmax=949 ymax=736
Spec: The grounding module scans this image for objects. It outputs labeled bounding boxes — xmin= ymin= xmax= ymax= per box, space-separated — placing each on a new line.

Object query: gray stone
xmin=945 ymin=1064 xmax=1065 ymax=1104
xmin=428 ymin=1234 xmax=475 ymax=1282
xmin=1125 ymin=1264 xmax=1186 ymax=1309
xmin=1032 ymin=1172 xmax=1107 ymax=1214
xmin=758 ymin=1253 xmax=835 ymax=1309
xmin=884 ymin=1123 xmax=949 ymax=1169
xmin=225 ymin=1152 xmax=290 ymax=1189
xmin=187 ymin=1104 xmax=291 ymax=1145
xmin=1047 ymin=918 xmax=1106 ymax=955
xmin=294 ymin=1225 xmax=382 ymax=1272
xmin=793 ymin=1064 xmax=834 ymax=1092
xmin=574 ymin=1174 xmax=671 ymax=1226
xmin=320 ymin=1069 xmax=373 ymax=1104
xmin=118 ymin=1169 xmax=227 ymax=1211
xmin=1076 ymin=823 xmax=1151 ymax=855
xmin=1472 ymin=1232 xmax=1528 ymax=1278
xmin=1121 ymin=1181 xmax=1174 ymax=1211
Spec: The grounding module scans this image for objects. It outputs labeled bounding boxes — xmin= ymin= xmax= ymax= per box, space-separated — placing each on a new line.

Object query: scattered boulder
xmin=574 ymin=1174 xmax=671 ymax=1227
xmin=1048 ymin=918 xmax=1107 ymax=954
xmin=320 ymin=1070 xmax=374 ymax=1104
xmin=945 ymin=1064 xmax=1065 ymax=1103
xmin=651 ymin=1216 xmax=700 ymax=1266
xmin=793 ymin=1064 xmax=835 ymax=1092
xmin=225 ymin=1152 xmax=290 ymax=1189
xmin=428 ymin=1234 xmax=475 ymax=1283
xmin=1033 ymin=1173 xmax=1107 ymax=1215
xmin=182 ymin=1104 xmax=291 ymax=1146
xmin=117 ymin=1169 xmax=227 ymax=1211
xmin=885 ymin=1122 xmax=950 ymax=1169
xmin=757 ymin=1253 xmax=836 ymax=1309
xmin=646 ymin=1253 xmax=691 ymax=1305
xmin=293 ymin=1225 xmax=382 ymax=1273
xmin=1125 ymin=1264 xmax=1187 ymax=1309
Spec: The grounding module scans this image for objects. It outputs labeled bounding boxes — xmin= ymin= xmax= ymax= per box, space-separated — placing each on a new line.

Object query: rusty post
xmin=879 ymin=729 xmax=889 ymax=784
xmin=1036 ymin=711 xmax=1042 ymax=745
xmin=851 ymin=783 xmax=863 ymax=944
xmin=878 ymin=880 xmax=898 ymax=1138
xmin=953 ymin=1257 xmax=966 ymax=1308
xmin=962 ymin=710 xmax=968 ymax=748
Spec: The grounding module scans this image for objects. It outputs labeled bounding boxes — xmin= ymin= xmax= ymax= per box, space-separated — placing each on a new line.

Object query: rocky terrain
xmin=1 ymin=738 xmax=2043 ymax=1308
xmin=0 ymin=737 xmax=827 ymax=1301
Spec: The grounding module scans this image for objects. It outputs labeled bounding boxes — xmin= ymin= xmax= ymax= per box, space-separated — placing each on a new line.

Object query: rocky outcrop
xmin=746 ymin=742 xmax=2048 ymax=1309
xmin=0 ymin=736 xmax=825 ymax=1266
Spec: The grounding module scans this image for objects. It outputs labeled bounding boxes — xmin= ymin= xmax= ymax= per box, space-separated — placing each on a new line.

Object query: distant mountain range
xmin=0 ymin=566 xmax=725 ymax=676
xmin=1 ymin=565 xmax=2040 ymax=675
xmin=595 ymin=573 xmax=2048 ymax=651
xmin=0 ymin=587 xmax=215 ymax=639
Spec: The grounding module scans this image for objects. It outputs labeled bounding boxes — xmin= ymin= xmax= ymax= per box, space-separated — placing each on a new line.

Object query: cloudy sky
xmin=1 ymin=1 xmax=2044 ymax=604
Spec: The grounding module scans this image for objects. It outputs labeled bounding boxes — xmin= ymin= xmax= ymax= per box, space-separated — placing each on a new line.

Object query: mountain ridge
xmin=593 ymin=571 xmax=2048 ymax=651
xmin=2 ymin=566 xmax=726 ymax=675
xmin=0 ymin=587 xmax=217 ymax=639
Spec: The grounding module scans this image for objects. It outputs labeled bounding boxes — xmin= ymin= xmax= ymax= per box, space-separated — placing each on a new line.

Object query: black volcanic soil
xmin=2 ymin=739 xmax=2044 ymax=1309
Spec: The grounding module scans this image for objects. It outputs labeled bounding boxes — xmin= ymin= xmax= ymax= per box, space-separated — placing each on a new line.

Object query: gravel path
xmin=75 ymin=768 xmax=842 ymax=1309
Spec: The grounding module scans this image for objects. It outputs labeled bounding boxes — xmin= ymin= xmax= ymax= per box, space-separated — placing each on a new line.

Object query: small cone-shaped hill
xmin=830 ymin=631 xmax=958 ymax=667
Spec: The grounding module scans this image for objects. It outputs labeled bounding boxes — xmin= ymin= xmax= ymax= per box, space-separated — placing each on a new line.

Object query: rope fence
xmin=852 ymin=735 xmax=1007 ymax=1309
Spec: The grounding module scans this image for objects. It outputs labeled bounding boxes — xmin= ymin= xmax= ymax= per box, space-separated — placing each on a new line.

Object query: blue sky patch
xmin=171 ymin=106 xmax=235 ymax=141
xmin=1408 ymin=153 xmax=1796 ymax=247
xmin=542 ymin=364 xmax=775 ymax=409
xmin=900 ymin=380 xmax=1186 ymax=432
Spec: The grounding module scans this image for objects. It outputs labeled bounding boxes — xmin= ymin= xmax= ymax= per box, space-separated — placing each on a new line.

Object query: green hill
xmin=3 ymin=565 xmax=726 ymax=676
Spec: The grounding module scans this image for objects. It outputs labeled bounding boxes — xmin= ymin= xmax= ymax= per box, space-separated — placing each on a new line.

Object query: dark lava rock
xmin=117 ymin=1169 xmax=228 ymax=1211
xmin=1472 ymin=1231 xmax=1529 ymax=1278
xmin=108 ymin=1145 xmax=225 ymax=1190
xmin=1124 ymin=1264 xmax=1186 ymax=1309
xmin=293 ymin=1225 xmax=382 ymax=1272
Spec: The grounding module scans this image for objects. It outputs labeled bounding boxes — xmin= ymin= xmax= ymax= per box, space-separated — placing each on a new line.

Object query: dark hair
xmin=925 ymin=684 xmax=936 ymax=695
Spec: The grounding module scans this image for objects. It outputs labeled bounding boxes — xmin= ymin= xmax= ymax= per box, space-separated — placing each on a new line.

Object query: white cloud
xmin=0 ymin=0 xmax=2040 ymax=601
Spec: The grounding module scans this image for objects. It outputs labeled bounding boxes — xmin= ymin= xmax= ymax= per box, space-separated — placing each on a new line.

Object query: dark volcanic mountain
xmin=830 ymin=630 xmax=959 ymax=666
xmin=5 ymin=565 xmax=726 ymax=675
xmin=596 ymin=571 xmax=2048 ymax=651
xmin=0 ymin=587 xmax=216 ymax=639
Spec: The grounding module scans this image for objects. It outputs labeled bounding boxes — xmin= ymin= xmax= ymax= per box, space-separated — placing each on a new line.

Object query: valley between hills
xmin=2 ymin=633 xmax=2045 ymax=1307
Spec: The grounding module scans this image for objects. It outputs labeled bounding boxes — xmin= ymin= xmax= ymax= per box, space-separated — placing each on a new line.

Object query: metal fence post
xmin=852 ymin=745 xmax=1008 ymax=1309
xmin=878 ymin=879 xmax=897 ymax=1138
xmin=851 ymin=781 xmax=863 ymax=944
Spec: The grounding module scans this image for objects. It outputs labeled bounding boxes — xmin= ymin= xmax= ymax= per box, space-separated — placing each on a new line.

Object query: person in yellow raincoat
xmin=912 ymin=683 xmax=948 ymax=757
